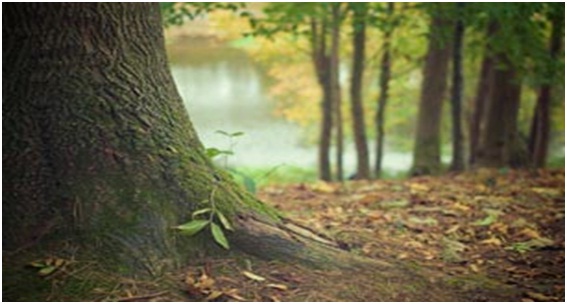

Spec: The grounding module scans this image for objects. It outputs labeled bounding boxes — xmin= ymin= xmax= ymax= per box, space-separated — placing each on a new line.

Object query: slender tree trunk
xmin=349 ymin=3 xmax=370 ymax=180
xmin=375 ymin=3 xmax=394 ymax=178
xmin=410 ymin=13 xmax=451 ymax=176
xmin=469 ymin=55 xmax=494 ymax=166
xmin=330 ymin=4 xmax=344 ymax=181
xmin=469 ymin=21 xmax=497 ymax=166
xmin=310 ymin=18 xmax=333 ymax=181
xmin=528 ymin=10 xmax=562 ymax=167
xmin=449 ymin=3 xmax=465 ymax=172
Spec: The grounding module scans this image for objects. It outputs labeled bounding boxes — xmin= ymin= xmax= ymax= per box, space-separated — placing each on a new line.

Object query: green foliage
xmin=175 ymin=196 xmax=234 ymax=250
xmin=160 ymin=2 xmax=245 ymax=27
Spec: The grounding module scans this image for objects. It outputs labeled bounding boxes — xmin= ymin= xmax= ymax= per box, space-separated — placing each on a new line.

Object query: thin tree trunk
xmin=349 ymin=3 xmax=370 ymax=180
xmin=410 ymin=12 xmax=451 ymax=176
xmin=449 ymin=3 xmax=465 ymax=172
xmin=310 ymin=18 xmax=333 ymax=181
xmin=469 ymin=21 xmax=497 ymax=166
xmin=330 ymin=4 xmax=344 ymax=181
xmin=375 ymin=3 xmax=394 ymax=178
xmin=528 ymin=10 xmax=562 ymax=167
xmin=469 ymin=55 xmax=494 ymax=166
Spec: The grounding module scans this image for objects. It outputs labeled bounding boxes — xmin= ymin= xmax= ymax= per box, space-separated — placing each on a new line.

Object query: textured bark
xmin=469 ymin=55 xmax=494 ymax=166
xmin=310 ymin=18 xmax=333 ymax=181
xmin=3 ymin=3 xmax=346 ymax=276
xmin=528 ymin=10 xmax=562 ymax=167
xmin=475 ymin=57 xmax=524 ymax=168
xmin=330 ymin=3 xmax=344 ymax=181
xmin=410 ymin=14 xmax=451 ymax=176
xmin=349 ymin=3 xmax=370 ymax=180
xmin=449 ymin=3 xmax=465 ymax=172
xmin=375 ymin=3 xmax=394 ymax=178
xmin=469 ymin=22 xmax=497 ymax=166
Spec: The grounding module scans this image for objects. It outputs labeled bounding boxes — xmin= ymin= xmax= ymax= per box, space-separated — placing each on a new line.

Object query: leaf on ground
xmin=225 ymin=288 xmax=247 ymax=301
xmin=525 ymin=291 xmax=556 ymax=301
xmin=267 ymin=283 xmax=289 ymax=291
xmin=242 ymin=270 xmax=266 ymax=282
xmin=473 ymin=209 xmax=501 ymax=226
xmin=409 ymin=183 xmax=430 ymax=193
xmin=204 ymin=290 xmax=224 ymax=301
xmin=480 ymin=236 xmax=502 ymax=246
xmin=211 ymin=223 xmax=230 ymax=249
xmin=310 ymin=181 xmax=337 ymax=193
xmin=379 ymin=199 xmax=410 ymax=209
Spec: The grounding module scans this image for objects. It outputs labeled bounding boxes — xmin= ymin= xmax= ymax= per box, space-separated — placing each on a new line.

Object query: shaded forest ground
xmin=7 ymin=169 xmax=563 ymax=301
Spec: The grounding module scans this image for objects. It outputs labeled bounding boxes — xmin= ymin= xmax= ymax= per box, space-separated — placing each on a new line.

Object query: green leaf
xmin=192 ymin=208 xmax=212 ymax=218
xmin=211 ymin=223 xmax=230 ymax=249
xmin=176 ymin=220 xmax=209 ymax=236
xmin=230 ymin=131 xmax=245 ymax=137
xmin=216 ymin=211 xmax=233 ymax=231
xmin=38 ymin=265 xmax=57 ymax=277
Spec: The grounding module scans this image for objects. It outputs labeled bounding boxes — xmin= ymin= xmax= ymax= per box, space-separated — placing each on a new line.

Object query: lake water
xmin=169 ymin=44 xmax=413 ymax=174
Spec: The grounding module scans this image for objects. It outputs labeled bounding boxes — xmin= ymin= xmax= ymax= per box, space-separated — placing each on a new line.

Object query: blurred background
xmin=162 ymin=3 xmax=565 ymax=184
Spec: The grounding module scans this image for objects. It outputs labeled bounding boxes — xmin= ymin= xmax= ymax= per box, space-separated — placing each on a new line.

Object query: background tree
xmin=528 ymin=4 xmax=564 ymax=167
xmin=374 ymin=2 xmax=395 ymax=178
xmin=330 ymin=3 xmax=344 ymax=181
xmin=410 ymin=4 xmax=451 ymax=176
xmin=449 ymin=3 xmax=465 ymax=171
xmin=348 ymin=2 xmax=370 ymax=180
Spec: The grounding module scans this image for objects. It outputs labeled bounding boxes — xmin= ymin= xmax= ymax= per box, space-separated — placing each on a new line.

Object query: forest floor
xmin=176 ymin=168 xmax=564 ymax=302
xmin=13 ymin=169 xmax=564 ymax=301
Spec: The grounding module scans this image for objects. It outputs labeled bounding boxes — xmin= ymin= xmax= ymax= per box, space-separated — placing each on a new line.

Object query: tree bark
xmin=375 ymin=3 xmax=394 ymax=178
xmin=528 ymin=9 xmax=562 ymax=167
xmin=475 ymin=56 xmax=524 ymax=168
xmin=449 ymin=3 xmax=465 ymax=172
xmin=310 ymin=18 xmax=333 ymax=181
xmin=469 ymin=21 xmax=497 ymax=166
xmin=349 ymin=3 xmax=370 ymax=180
xmin=3 ymin=3 xmax=345 ymax=275
xmin=330 ymin=3 xmax=344 ymax=181
xmin=469 ymin=55 xmax=494 ymax=166
xmin=410 ymin=13 xmax=451 ymax=176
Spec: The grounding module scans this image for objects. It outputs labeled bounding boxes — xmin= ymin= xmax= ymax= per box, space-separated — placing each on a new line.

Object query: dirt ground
xmin=13 ymin=169 xmax=564 ymax=301
xmin=174 ymin=168 xmax=564 ymax=302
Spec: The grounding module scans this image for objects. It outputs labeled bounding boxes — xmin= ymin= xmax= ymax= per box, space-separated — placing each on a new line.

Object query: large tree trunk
xmin=475 ymin=56 xmax=524 ymax=168
xmin=410 ymin=13 xmax=451 ymax=176
xmin=330 ymin=3 xmax=344 ymax=181
xmin=310 ymin=18 xmax=333 ymax=181
xmin=375 ymin=3 xmax=394 ymax=178
xmin=3 ymin=3 xmax=344 ymax=275
xmin=349 ymin=3 xmax=370 ymax=180
xmin=449 ymin=3 xmax=465 ymax=172
xmin=528 ymin=9 xmax=562 ymax=167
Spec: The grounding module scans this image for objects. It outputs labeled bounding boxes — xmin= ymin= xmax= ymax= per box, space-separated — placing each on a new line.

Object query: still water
xmin=169 ymin=44 xmax=412 ymax=173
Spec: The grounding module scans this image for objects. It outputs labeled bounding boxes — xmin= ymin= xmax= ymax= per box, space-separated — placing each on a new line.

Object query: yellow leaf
xmin=480 ymin=237 xmax=502 ymax=246
xmin=519 ymin=228 xmax=541 ymax=239
xmin=225 ymin=288 xmax=247 ymax=301
xmin=204 ymin=290 xmax=224 ymax=301
xmin=242 ymin=271 xmax=266 ymax=282
xmin=409 ymin=183 xmax=430 ymax=193
xmin=267 ymin=283 xmax=288 ymax=291
xmin=310 ymin=182 xmax=336 ymax=194
xmin=525 ymin=291 xmax=555 ymax=301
